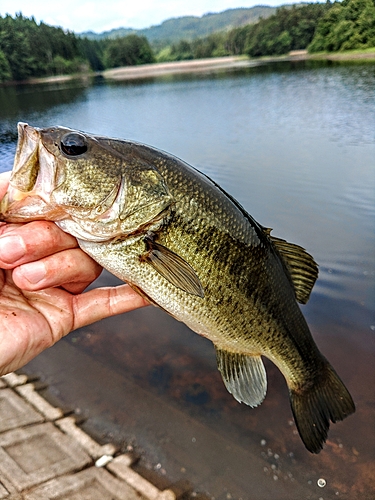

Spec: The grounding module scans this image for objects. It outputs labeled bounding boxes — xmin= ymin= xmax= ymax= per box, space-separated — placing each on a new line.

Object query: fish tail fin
xmin=290 ymin=361 xmax=355 ymax=453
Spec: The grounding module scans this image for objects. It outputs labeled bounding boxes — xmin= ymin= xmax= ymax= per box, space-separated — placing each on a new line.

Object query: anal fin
xmin=215 ymin=347 xmax=267 ymax=407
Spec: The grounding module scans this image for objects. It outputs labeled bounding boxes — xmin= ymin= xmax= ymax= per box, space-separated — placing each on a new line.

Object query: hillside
xmin=80 ymin=6 xmax=276 ymax=43
xmin=82 ymin=27 xmax=135 ymax=41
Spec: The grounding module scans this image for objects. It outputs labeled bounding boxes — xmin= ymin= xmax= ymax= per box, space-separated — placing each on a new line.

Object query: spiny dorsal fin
xmin=215 ymin=347 xmax=267 ymax=407
xmin=266 ymin=231 xmax=318 ymax=305
xmin=144 ymin=237 xmax=204 ymax=298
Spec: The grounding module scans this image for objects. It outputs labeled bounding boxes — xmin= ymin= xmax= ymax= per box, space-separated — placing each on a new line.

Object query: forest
xmin=0 ymin=0 xmax=374 ymax=83
xmin=0 ymin=14 xmax=154 ymax=82
xmin=161 ymin=0 xmax=375 ymax=60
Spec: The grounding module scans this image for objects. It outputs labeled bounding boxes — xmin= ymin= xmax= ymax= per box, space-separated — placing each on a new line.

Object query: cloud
xmin=1 ymin=0 xmax=292 ymax=33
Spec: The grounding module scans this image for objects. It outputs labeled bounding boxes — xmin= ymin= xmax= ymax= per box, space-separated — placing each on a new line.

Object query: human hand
xmin=0 ymin=171 xmax=148 ymax=375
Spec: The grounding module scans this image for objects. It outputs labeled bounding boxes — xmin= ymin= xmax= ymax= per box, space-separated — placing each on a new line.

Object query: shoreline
xmin=4 ymin=50 xmax=375 ymax=86
xmin=101 ymin=56 xmax=252 ymax=81
xmin=98 ymin=50 xmax=375 ymax=81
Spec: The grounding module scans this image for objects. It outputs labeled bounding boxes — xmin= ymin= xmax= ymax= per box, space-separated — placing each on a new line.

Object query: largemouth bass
xmin=1 ymin=123 xmax=355 ymax=453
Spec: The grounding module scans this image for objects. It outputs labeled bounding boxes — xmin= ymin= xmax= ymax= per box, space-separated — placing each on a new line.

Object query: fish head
xmin=1 ymin=123 xmax=172 ymax=241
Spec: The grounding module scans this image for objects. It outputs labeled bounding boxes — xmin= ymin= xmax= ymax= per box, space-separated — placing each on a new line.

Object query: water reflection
xmin=0 ymin=81 xmax=90 ymax=147
xmin=0 ymin=60 xmax=374 ymax=499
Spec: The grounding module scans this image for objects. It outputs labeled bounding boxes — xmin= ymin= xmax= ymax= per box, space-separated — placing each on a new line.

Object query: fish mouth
xmin=1 ymin=194 xmax=66 ymax=222
xmin=14 ymin=122 xmax=40 ymax=167
xmin=1 ymin=122 xmax=67 ymax=222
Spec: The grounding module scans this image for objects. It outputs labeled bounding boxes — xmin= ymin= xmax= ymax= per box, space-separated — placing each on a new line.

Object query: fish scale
xmin=1 ymin=122 xmax=355 ymax=453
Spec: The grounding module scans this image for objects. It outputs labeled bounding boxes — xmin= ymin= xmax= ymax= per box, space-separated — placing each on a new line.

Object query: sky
xmin=0 ymin=0 xmax=305 ymax=34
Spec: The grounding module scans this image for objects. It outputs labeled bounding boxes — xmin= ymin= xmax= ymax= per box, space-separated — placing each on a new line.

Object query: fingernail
xmin=0 ymin=235 xmax=26 ymax=264
xmin=19 ymin=261 xmax=46 ymax=284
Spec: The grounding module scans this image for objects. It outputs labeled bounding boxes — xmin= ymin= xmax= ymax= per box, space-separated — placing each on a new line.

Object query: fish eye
xmin=61 ymin=133 xmax=88 ymax=156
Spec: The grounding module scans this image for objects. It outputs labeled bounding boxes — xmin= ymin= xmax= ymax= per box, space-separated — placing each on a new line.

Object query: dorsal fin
xmin=215 ymin=347 xmax=267 ymax=407
xmin=266 ymin=231 xmax=318 ymax=304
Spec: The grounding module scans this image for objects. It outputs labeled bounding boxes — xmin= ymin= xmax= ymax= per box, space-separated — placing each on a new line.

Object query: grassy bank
xmin=309 ymin=47 xmax=375 ymax=61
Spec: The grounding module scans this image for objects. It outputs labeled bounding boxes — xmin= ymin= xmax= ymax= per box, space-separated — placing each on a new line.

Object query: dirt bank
xmin=101 ymin=51 xmax=375 ymax=81
xmin=101 ymin=56 xmax=252 ymax=81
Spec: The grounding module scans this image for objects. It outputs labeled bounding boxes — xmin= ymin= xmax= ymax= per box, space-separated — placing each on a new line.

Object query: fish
xmin=1 ymin=122 xmax=355 ymax=453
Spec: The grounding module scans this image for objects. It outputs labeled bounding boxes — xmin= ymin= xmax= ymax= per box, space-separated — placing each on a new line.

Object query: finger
xmin=0 ymin=220 xmax=78 ymax=268
xmin=71 ymin=284 xmax=149 ymax=330
xmin=0 ymin=171 xmax=11 ymax=199
xmin=12 ymin=247 xmax=102 ymax=293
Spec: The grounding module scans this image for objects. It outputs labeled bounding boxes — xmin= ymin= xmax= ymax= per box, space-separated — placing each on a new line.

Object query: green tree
xmin=0 ymin=13 xmax=94 ymax=81
xmin=245 ymin=3 xmax=332 ymax=57
xmin=78 ymin=37 xmax=105 ymax=71
xmin=169 ymin=40 xmax=193 ymax=60
xmin=225 ymin=25 xmax=253 ymax=55
xmin=0 ymin=14 xmax=35 ymax=80
xmin=104 ymin=34 xmax=154 ymax=67
xmin=308 ymin=0 xmax=375 ymax=52
xmin=192 ymin=32 xmax=227 ymax=58
xmin=274 ymin=30 xmax=293 ymax=55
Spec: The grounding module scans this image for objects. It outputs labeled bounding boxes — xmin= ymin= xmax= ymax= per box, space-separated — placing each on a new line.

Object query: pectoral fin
xmin=215 ymin=347 xmax=267 ymax=407
xmin=144 ymin=238 xmax=204 ymax=298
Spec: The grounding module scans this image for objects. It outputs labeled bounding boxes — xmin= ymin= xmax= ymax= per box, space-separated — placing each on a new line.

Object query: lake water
xmin=0 ymin=60 xmax=374 ymax=499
